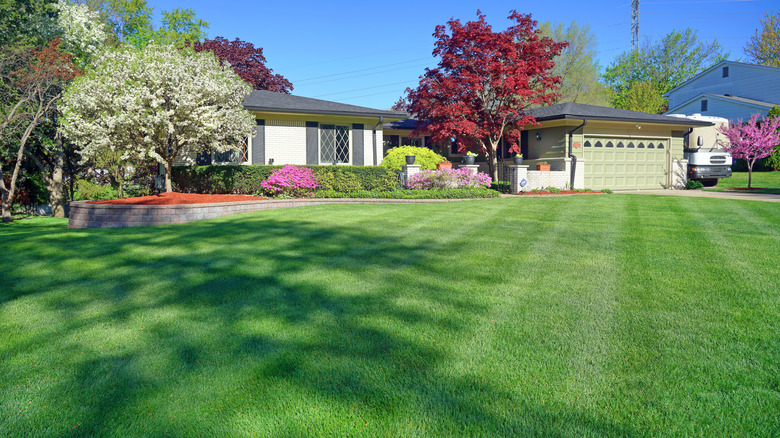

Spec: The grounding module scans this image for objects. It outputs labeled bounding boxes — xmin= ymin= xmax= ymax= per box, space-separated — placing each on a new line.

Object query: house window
xmin=383 ymin=135 xmax=399 ymax=149
xmin=214 ymin=149 xmax=235 ymax=163
xmin=320 ymin=124 xmax=350 ymax=164
xmin=722 ymin=66 xmax=729 ymax=78
xmin=584 ymin=141 xmax=592 ymax=147
xmin=701 ymin=100 xmax=708 ymax=112
xmin=617 ymin=142 xmax=625 ymax=148
xmin=196 ymin=151 xmax=212 ymax=165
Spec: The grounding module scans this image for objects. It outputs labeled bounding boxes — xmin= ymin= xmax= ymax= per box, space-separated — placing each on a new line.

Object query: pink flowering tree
xmin=718 ymin=114 xmax=780 ymax=188
xmin=261 ymin=165 xmax=318 ymax=197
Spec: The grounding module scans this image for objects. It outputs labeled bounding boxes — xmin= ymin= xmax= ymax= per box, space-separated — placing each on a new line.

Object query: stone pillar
xmin=671 ymin=159 xmax=688 ymax=189
xmin=563 ymin=158 xmax=586 ymax=190
xmin=401 ymin=164 xmax=420 ymax=188
xmin=463 ymin=164 xmax=480 ymax=174
xmin=508 ymin=165 xmax=529 ymax=193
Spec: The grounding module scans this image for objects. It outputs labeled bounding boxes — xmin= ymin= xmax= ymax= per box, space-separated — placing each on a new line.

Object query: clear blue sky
xmin=151 ymin=0 xmax=773 ymax=109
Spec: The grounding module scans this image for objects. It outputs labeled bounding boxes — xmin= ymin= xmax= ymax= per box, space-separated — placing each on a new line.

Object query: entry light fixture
xmin=535 ymin=132 xmax=542 ymax=141
xmin=636 ymin=124 xmax=642 ymax=130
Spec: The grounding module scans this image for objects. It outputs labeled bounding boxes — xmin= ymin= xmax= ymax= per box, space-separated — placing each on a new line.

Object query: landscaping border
xmin=68 ymin=198 xmax=481 ymax=229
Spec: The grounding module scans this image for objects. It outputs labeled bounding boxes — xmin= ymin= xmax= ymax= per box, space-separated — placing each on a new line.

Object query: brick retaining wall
xmin=68 ymin=198 xmax=477 ymax=229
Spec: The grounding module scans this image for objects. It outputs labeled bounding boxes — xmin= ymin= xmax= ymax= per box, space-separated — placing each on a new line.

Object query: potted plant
xmin=437 ymin=160 xmax=452 ymax=170
xmin=513 ymin=153 xmax=523 ymax=165
xmin=405 ymin=155 xmax=416 ymax=165
xmin=536 ymin=161 xmax=550 ymax=171
xmin=464 ymin=151 xmax=477 ymax=165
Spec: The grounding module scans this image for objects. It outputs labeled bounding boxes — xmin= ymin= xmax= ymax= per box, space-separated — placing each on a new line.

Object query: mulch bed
xmin=88 ymin=192 xmax=265 ymax=205
xmin=512 ymin=190 xmax=605 ymax=196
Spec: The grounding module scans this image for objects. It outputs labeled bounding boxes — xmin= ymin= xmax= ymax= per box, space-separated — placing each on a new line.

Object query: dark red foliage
xmin=401 ymin=11 xmax=566 ymax=178
xmin=193 ymin=37 xmax=292 ymax=93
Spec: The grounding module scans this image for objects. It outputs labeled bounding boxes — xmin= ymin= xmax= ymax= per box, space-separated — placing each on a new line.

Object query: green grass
xmin=706 ymin=171 xmax=780 ymax=194
xmin=1 ymin=196 xmax=779 ymax=437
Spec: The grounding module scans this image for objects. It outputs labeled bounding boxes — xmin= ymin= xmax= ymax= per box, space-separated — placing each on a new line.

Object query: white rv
xmin=668 ymin=114 xmax=733 ymax=186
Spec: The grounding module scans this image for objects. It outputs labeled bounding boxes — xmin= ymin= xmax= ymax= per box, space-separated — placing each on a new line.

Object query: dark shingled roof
xmin=243 ymin=90 xmax=408 ymax=119
xmin=526 ymin=102 xmax=712 ymax=126
xmin=383 ymin=118 xmax=419 ymax=130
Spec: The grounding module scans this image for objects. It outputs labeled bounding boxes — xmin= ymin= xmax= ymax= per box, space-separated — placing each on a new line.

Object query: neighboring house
xmin=664 ymin=60 xmax=780 ymax=120
xmin=386 ymin=104 xmax=711 ymax=190
xmin=176 ymin=90 xmax=407 ymax=167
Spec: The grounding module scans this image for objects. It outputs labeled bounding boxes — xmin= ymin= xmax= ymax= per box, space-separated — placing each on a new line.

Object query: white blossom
xmin=55 ymin=0 xmax=107 ymax=65
xmin=60 ymin=43 xmax=256 ymax=191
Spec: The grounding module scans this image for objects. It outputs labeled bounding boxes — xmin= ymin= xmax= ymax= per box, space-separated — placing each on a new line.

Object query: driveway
xmin=615 ymin=189 xmax=780 ymax=203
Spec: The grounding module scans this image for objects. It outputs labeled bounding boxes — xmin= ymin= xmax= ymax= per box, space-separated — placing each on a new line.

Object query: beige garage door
xmin=583 ymin=137 xmax=668 ymax=190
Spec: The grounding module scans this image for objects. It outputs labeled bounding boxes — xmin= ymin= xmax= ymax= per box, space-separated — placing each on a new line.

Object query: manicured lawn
xmin=707 ymin=171 xmax=780 ymax=194
xmin=1 ymin=195 xmax=779 ymax=437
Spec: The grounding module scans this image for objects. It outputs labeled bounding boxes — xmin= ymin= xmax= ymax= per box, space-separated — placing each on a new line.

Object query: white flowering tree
xmin=55 ymin=0 xmax=108 ymax=68
xmin=60 ymin=43 xmax=255 ymax=192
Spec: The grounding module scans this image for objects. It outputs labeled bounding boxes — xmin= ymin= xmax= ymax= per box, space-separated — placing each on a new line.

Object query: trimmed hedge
xmin=314 ymin=188 xmax=500 ymax=199
xmin=172 ymin=165 xmax=399 ymax=194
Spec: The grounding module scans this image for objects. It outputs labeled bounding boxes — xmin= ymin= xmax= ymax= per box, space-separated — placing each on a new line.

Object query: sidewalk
xmin=614 ymin=189 xmax=780 ymax=203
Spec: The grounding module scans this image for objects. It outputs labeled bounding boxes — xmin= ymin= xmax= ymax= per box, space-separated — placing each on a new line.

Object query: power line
xmin=295 ymin=61 xmax=433 ymax=86
xmin=311 ymin=80 xmax=418 ymax=98
xmin=293 ymin=57 xmax=434 ymax=83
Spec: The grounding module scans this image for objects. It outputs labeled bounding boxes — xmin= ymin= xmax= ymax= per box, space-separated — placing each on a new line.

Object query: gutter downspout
xmin=372 ymin=117 xmax=384 ymax=165
xmin=567 ymin=119 xmax=587 ymax=189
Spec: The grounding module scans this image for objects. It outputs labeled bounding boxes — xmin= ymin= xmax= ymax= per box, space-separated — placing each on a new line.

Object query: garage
xmin=523 ymin=103 xmax=712 ymax=191
xmin=583 ymin=137 xmax=668 ymax=190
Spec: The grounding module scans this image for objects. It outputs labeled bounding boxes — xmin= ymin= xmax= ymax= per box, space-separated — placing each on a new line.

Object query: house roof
xmin=525 ymin=102 xmax=712 ymax=126
xmin=662 ymin=60 xmax=780 ymax=98
xmin=383 ymin=118 xmax=418 ymax=130
xmin=243 ymin=90 xmax=408 ymax=119
xmin=666 ymin=93 xmax=778 ymax=115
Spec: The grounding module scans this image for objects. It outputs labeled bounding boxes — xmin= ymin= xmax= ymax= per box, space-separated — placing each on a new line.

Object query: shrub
xmin=685 ymin=180 xmax=704 ymax=190
xmin=381 ymin=146 xmax=446 ymax=172
xmin=73 ymin=179 xmax=119 ymax=200
xmin=172 ymin=165 xmax=399 ymax=194
xmin=601 ymin=188 xmax=613 ymax=194
xmin=261 ymin=165 xmax=318 ymax=197
xmin=407 ymin=167 xmax=492 ymax=190
xmin=490 ymin=181 xmax=510 ymax=193
xmin=314 ymin=188 xmax=499 ymax=199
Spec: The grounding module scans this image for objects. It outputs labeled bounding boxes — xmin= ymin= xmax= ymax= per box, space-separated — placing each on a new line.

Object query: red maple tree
xmin=193 ymin=36 xmax=292 ymax=93
xmin=400 ymin=11 xmax=566 ymax=180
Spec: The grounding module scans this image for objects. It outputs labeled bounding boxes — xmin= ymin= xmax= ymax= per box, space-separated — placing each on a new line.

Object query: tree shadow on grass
xmin=0 ymin=211 xmax=636 ymax=437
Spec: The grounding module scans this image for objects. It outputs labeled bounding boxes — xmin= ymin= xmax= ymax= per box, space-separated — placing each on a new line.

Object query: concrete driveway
xmin=614 ymin=189 xmax=780 ymax=203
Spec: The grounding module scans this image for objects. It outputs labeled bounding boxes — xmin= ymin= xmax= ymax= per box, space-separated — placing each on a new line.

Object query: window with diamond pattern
xmin=320 ymin=125 xmax=350 ymax=164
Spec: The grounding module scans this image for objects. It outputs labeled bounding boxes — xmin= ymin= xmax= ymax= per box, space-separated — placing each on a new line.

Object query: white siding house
xmin=175 ymin=91 xmax=406 ymax=167
xmin=664 ymin=61 xmax=780 ymax=120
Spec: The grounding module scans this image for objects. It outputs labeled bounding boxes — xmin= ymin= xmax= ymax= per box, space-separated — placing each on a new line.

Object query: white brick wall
xmin=265 ymin=120 xmax=306 ymax=165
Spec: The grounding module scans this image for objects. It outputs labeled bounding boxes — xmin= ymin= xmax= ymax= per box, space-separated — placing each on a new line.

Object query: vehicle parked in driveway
xmin=669 ymin=113 xmax=733 ymax=186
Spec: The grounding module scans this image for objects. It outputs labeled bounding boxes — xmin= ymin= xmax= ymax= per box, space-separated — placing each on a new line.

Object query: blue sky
xmin=151 ymin=0 xmax=772 ymax=109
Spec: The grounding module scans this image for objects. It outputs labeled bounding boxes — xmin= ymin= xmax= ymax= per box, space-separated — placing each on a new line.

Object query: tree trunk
xmin=747 ymin=159 xmax=754 ymax=189
xmin=0 ymin=162 xmax=11 ymax=223
xmin=487 ymin=139 xmax=500 ymax=183
xmin=164 ymin=160 xmax=173 ymax=192
xmin=48 ymin=145 xmax=66 ymax=218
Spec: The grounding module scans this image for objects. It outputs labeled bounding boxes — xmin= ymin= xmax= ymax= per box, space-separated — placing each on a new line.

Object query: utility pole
xmin=631 ymin=0 xmax=639 ymax=50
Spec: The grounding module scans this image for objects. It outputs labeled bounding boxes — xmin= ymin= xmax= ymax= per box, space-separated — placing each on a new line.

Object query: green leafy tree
xmin=765 ymin=105 xmax=780 ymax=170
xmin=83 ymin=0 xmax=207 ymax=48
xmin=745 ymin=11 xmax=780 ymax=67
xmin=603 ymin=28 xmax=728 ymax=113
xmin=539 ymin=21 xmax=610 ymax=105
xmin=0 ymin=0 xmax=58 ymax=46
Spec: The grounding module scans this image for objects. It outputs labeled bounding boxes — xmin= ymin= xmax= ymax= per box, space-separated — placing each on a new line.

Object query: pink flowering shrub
xmin=260 ymin=165 xmax=318 ymax=197
xmin=407 ymin=167 xmax=492 ymax=190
